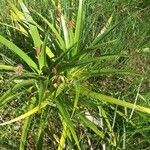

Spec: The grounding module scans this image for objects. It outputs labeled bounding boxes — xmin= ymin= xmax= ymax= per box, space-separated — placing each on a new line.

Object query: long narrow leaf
xmin=60 ymin=55 xmax=119 ymax=70
xmin=0 ymin=79 xmax=37 ymax=106
xmin=0 ymin=64 xmax=15 ymax=71
xmin=0 ymin=35 xmax=38 ymax=72
xmin=71 ymin=84 xmax=80 ymax=116
xmin=39 ymin=31 xmax=49 ymax=70
xmin=32 ymin=10 xmax=65 ymax=50
xmin=79 ymin=69 xmax=142 ymax=78
xmin=20 ymin=97 xmax=36 ymax=150
xmin=36 ymin=107 xmax=50 ymax=150
xmin=73 ymin=0 xmax=84 ymax=56
xmin=0 ymin=92 xmax=23 ymax=107
xmin=89 ymin=20 xmax=122 ymax=47
xmin=79 ymin=114 xmax=104 ymax=139
xmin=98 ymin=106 xmax=116 ymax=146
xmin=58 ymin=121 xmax=69 ymax=150
xmin=19 ymin=0 xmax=41 ymax=48
xmin=0 ymin=22 xmax=28 ymax=35
xmin=80 ymin=86 xmax=150 ymax=114
xmin=55 ymin=99 xmax=81 ymax=150
xmin=61 ymin=14 xmax=69 ymax=49
xmin=0 ymin=101 xmax=49 ymax=126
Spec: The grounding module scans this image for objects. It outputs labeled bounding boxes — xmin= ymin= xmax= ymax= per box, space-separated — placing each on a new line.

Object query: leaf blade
xmin=0 ymin=35 xmax=38 ymax=72
xmin=80 ymin=86 xmax=150 ymax=114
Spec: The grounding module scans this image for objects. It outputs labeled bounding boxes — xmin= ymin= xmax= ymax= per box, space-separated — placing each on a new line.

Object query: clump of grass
xmin=0 ymin=0 xmax=150 ymax=149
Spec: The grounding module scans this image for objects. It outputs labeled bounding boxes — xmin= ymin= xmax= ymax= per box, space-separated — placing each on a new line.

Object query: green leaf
xmin=110 ymin=105 xmax=135 ymax=126
xmin=20 ymin=97 xmax=36 ymax=150
xmin=79 ymin=114 xmax=104 ymax=139
xmin=38 ymin=79 xmax=49 ymax=103
xmin=0 ymin=92 xmax=23 ymax=108
xmin=0 ymin=35 xmax=39 ymax=72
xmin=0 ymin=101 xmax=49 ymax=126
xmin=88 ymin=39 xmax=118 ymax=50
xmin=89 ymin=19 xmax=121 ymax=47
xmin=79 ymin=69 xmax=142 ymax=78
xmin=73 ymin=0 xmax=84 ymax=56
xmin=7 ymin=0 xmax=25 ymax=21
xmin=71 ymin=84 xmax=80 ymax=117
xmin=98 ymin=106 xmax=116 ymax=146
xmin=45 ymin=47 xmax=55 ymax=59
xmin=9 ymin=1 xmax=54 ymax=59
xmin=38 ymin=30 xmax=49 ymax=70
xmin=0 ymin=64 xmax=15 ymax=71
xmin=60 ymin=55 xmax=119 ymax=70
xmin=36 ymin=107 xmax=50 ymax=150
xmin=0 ymin=22 xmax=28 ymax=35
xmin=54 ymin=82 xmax=65 ymax=98
xmin=18 ymin=1 xmax=54 ymax=60
xmin=71 ymin=40 xmax=119 ymax=60
xmin=32 ymin=10 xmax=65 ymax=50
xmin=80 ymin=86 xmax=150 ymax=114
xmin=55 ymin=99 xmax=81 ymax=150
xmin=54 ymin=43 xmax=77 ymax=67
xmin=19 ymin=0 xmax=41 ymax=48
xmin=61 ymin=13 xmax=69 ymax=49
xmin=0 ymin=79 xmax=37 ymax=107
xmin=58 ymin=121 xmax=69 ymax=150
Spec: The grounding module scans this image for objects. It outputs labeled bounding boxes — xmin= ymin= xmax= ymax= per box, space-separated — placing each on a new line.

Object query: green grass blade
xmin=79 ymin=114 xmax=104 ymax=139
xmin=61 ymin=14 xmax=69 ymax=49
xmin=18 ymin=1 xmax=55 ymax=64
xmin=55 ymin=99 xmax=81 ymax=150
xmin=0 ymin=79 xmax=36 ymax=107
xmin=0 ymin=64 xmax=15 ymax=71
xmin=32 ymin=10 xmax=65 ymax=50
xmin=20 ymin=97 xmax=36 ymax=150
xmin=80 ymin=86 xmax=150 ymax=114
xmin=73 ymin=0 xmax=84 ymax=56
xmin=0 ymin=80 xmax=64 ymax=125
xmin=60 ymin=55 xmax=119 ymax=70
xmin=98 ymin=106 xmax=116 ymax=146
xmin=9 ymin=1 xmax=54 ymax=59
xmin=45 ymin=47 xmax=55 ymax=59
xmin=38 ymin=79 xmax=49 ymax=103
xmin=54 ymin=43 xmax=77 ymax=67
xmin=99 ymin=14 xmax=113 ymax=36
xmin=89 ymin=20 xmax=121 ymax=47
xmin=7 ymin=0 xmax=25 ymax=21
xmin=0 ymin=93 xmax=23 ymax=108
xmin=71 ymin=84 xmax=80 ymax=117
xmin=58 ymin=121 xmax=69 ymax=150
xmin=0 ymin=101 xmax=49 ymax=126
xmin=54 ymin=82 xmax=65 ymax=98
xmin=0 ymin=22 xmax=28 ymax=35
xmin=36 ymin=107 xmax=49 ymax=150
xmin=79 ymin=69 xmax=142 ymax=78
xmin=38 ymin=30 xmax=49 ymax=70
xmin=71 ymin=40 xmax=118 ymax=60
xmin=0 ymin=35 xmax=39 ymax=72
xmin=110 ymin=105 xmax=135 ymax=126
xmin=88 ymin=39 xmax=118 ymax=50
xmin=18 ymin=0 xmax=41 ymax=48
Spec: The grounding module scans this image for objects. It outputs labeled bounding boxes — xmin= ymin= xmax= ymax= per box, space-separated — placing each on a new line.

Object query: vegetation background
xmin=0 ymin=0 xmax=150 ymax=150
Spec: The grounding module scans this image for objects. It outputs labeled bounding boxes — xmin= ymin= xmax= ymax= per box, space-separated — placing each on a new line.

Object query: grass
xmin=0 ymin=0 xmax=150 ymax=149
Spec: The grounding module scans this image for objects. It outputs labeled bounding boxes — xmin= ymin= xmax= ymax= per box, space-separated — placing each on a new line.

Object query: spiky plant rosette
xmin=0 ymin=0 xmax=150 ymax=149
